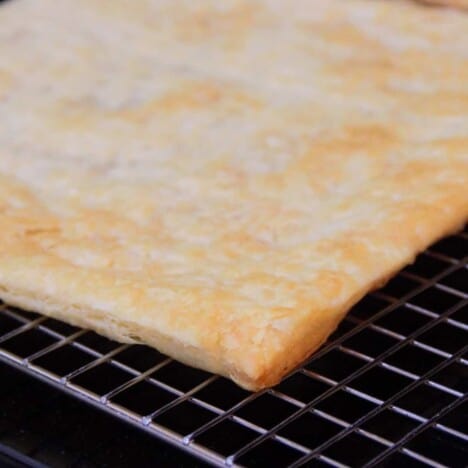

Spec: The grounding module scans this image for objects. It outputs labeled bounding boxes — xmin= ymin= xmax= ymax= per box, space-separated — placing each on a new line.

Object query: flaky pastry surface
xmin=0 ymin=0 xmax=467 ymax=389
xmin=415 ymin=0 xmax=468 ymax=10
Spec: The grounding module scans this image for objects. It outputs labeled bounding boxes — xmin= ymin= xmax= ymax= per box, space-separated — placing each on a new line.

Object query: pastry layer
xmin=0 ymin=0 xmax=467 ymax=389
xmin=415 ymin=0 xmax=468 ymax=10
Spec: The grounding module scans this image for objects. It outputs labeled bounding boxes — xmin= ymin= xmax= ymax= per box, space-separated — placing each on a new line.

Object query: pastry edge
xmin=0 ymin=256 xmax=442 ymax=391
xmin=0 ymin=283 xmax=354 ymax=390
xmin=414 ymin=0 xmax=468 ymax=10
xmin=0 ymin=215 xmax=466 ymax=391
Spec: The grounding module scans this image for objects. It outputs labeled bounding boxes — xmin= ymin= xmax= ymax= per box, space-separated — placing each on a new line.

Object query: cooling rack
xmin=0 ymin=227 xmax=466 ymax=467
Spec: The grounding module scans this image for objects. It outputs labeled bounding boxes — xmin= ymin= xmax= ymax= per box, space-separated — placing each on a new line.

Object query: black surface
xmin=384 ymin=344 xmax=445 ymax=375
xmin=112 ymin=345 xmax=167 ymax=372
xmin=306 ymin=348 xmax=367 ymax=381
xmin=193 ymin=378 xmax=250 ymax=411
xmin=32 ymin=345 xmax=96 ymax=377
xmin=0 ymin=362 xmax=207 ymax=467
xmin=323 ymin=432 xmax=386 ymax=466
xmin=0 ymin=444 xmax=46 ymax=468
xmin=152 ymin=401 xmax=218 ymax=436
xmin=235 ymin=394 xmax=298 ymax=430
xmin=150 ymin=361 xmax=212 ymax=393
xmin=276 ymin=372 xmax=332 ymax=404
xmin=406 ymin=427 xmax=467 ymax=468
xmin=361 ymin=409 xmax=420 ymax=442
xmin=0 ymin=329 xmax=57 ymax=359
xmin=195 ymin=419 xmax=258 ymax=457
xmin=70 ymin=362 xmax=134 ymax=396
xmin=315 ymin=390 xmax=377 ymax=423
xmin=277 ymin=412 xmax=344 ymax=449
xmin=110 ymin=380 xmax=177 ymax=416
xmin=237 ymin=438 xmax=303 ymax=467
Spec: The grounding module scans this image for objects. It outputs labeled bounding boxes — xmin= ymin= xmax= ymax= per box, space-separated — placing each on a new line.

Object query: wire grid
xmin=0 ymin=227 xmax=466 ymax=467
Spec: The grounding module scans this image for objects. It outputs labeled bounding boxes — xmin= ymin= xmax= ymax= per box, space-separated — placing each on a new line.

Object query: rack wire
xmin=0 ymin=227 xmax=466 ymax=467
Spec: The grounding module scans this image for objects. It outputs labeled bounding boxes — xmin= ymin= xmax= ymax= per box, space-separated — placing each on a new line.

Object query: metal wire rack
xmin=0 ymin=227 xmax=466 ymax=467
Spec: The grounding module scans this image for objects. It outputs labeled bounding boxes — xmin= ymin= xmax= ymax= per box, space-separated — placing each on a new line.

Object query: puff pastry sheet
xmin=0 ymin=0 xmax=467 ymax=390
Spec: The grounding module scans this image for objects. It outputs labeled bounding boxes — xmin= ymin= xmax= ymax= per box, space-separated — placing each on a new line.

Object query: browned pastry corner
xmin=414 ymin=0 xmax=468 ymax=10
xmin=0 ymin=0 xmax=467 ymax=390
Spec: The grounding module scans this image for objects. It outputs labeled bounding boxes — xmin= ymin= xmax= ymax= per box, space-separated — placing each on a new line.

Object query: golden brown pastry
xmin=0 ymin=0 xmax=467 ymax=390
xmin=415 ymin=0 xmax=468 ymax=10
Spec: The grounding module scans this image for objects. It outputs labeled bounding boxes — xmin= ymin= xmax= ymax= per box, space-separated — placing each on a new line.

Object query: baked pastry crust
xmin=415 ymin=0 xmax=468 ymax=10
xmin=0 ymin=0 xmax=467 ymax=390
